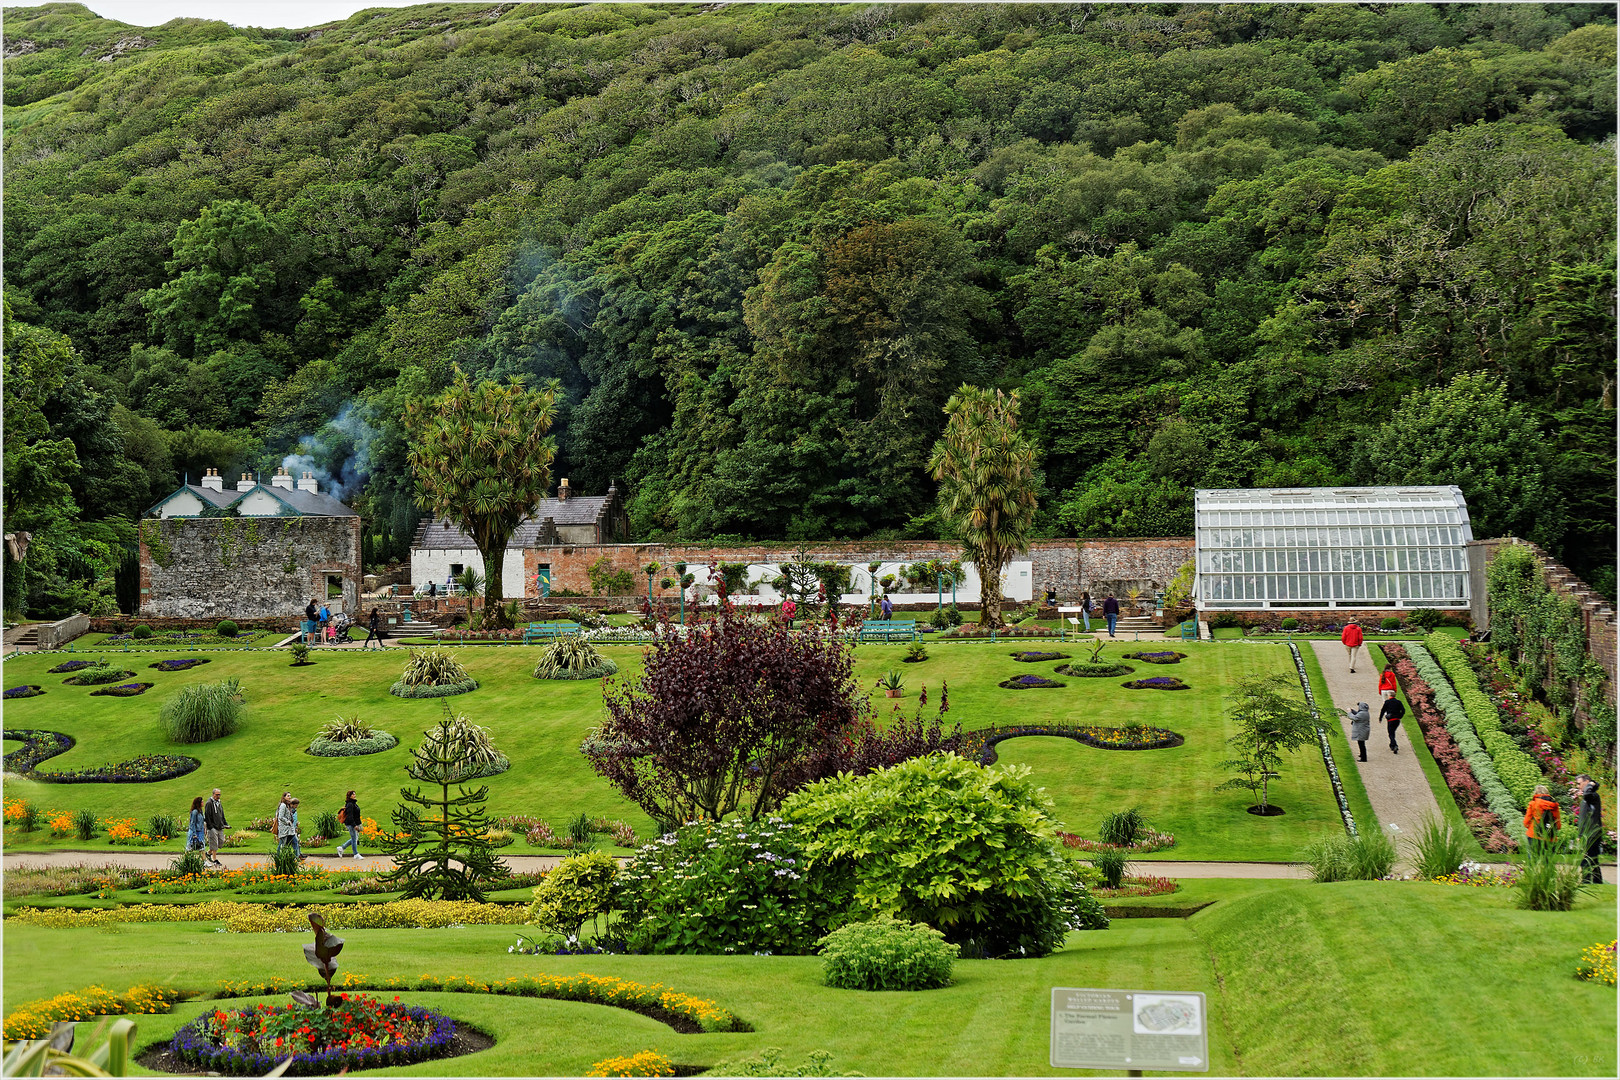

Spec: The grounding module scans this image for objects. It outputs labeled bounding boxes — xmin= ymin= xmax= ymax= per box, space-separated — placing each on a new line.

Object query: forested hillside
xmin=4 ymin=1 xmax=1616 ymax=618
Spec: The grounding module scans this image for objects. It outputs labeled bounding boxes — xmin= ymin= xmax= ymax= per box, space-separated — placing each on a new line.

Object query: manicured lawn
xmin=5 ymin=641 xmax=1364 ymax=860
xmin=2 ymin=881 xmax=1611 ymax=1076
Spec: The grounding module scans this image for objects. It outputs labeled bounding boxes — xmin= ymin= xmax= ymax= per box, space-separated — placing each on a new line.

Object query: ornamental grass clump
xmin=1303 ymin=831 xmax=1397 ymax=882
xmin=1405 ymin=814 xmax=1470 ymax=880
xmin=1514 ymin=825 xmax=1587 ymax=911
xmin=533 ymin=637 xmax=618 ymax=680
xmin=1090 ymin=848 xmax=1128 ymax=889
xmin=1098 ymin=807 xmax=1145 ymax=847
xmin=160 ymin=679 xmax=244 ymax=744
xmin=390 ymin=647 xmax=477 ymax=698
xmin=818 ymin=917 xmax=958 ymax=991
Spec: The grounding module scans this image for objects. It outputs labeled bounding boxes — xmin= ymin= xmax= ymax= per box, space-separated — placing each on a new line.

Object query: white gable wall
xmin=411 ymin=547 xmax=527 ymax=600
xmin=236 ymin=489 xmax=286 ymax=517
xmin=158 ymin=491 xmax=207 ymax=518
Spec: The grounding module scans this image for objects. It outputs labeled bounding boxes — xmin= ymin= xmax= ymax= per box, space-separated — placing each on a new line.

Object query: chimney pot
xmin=236 ymin=472 xmax=256 ymax=492
xmin=558 ymin=478 xmax=571 ymax=501
xmin=296 ymin=472 xmax=319 ymax=494
xmin=272 ymin=470 xmax=295 ymax=490
xmin=201 ymin=468 xmax=224 ymax=492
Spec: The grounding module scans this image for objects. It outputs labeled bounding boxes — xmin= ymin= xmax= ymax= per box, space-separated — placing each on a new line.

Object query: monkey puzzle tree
xmin=405 ymin=366 xmax=559 ymax=628
xmin=928 ymin=385 xmax=1038 ymax=629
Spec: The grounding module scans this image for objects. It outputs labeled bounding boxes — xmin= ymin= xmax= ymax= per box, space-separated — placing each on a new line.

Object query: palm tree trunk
xmin=481 ymin=548 xmax=507 ymax=629
xmin=977 ymin=550 xmax=1003 ymax=629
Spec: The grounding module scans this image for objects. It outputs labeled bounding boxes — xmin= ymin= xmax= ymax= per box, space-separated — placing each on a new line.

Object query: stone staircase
xmin=4 ymin=624 xmax=41 ymax=651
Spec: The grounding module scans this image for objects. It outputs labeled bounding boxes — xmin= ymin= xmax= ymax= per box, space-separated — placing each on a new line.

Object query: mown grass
xmin=2 ymin=641 xmax=1361 ymax=861
xmin=1 ymin=881 xmax=1611 ymax=1076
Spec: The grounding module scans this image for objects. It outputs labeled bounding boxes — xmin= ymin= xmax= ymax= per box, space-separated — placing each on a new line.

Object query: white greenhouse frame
xmin=1194 ymin=487 xmax=1473 ymax=611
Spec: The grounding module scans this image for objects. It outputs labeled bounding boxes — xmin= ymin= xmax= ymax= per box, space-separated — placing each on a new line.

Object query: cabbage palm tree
xmin=928 ymin=385 xmax=1037 ymax=630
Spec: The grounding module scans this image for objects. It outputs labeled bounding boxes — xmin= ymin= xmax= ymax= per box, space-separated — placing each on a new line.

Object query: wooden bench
xmin=859 ymin=619 xmax=918 ymax=643
xmin=523 ymin=621 xmax=583 ymax=644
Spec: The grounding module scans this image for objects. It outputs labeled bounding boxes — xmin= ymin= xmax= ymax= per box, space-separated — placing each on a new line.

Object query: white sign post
xmin=1051 ymin=988 xmax=1209 ymax=1073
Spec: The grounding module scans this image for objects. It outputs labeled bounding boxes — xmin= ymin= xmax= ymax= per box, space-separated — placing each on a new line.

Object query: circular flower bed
xmin=1121 ymin=651 xmax=1187 ymax=664
xmin=535 ymin=661 xmax=618 ymax=681
xmin=966 ymin=723 xmax=1184 ymax=764
xmin=47 ymin=660 xmax=96 ymax=674
xmin=170 ymin=994 xmax=456 ymax=1076
xmin=2 ymin=728 xmax=200 ymax=783
xmin=4 ymin=685 xmax=45 ymax=699
xmin=1054 ymin=662 xmax=1136 ymax=678
xmin=1122 ymin=677 xmax=1190 ymax=690
xmin=62 ymin=668 xmax=137 ymax=686
xmin=90 ymin=682 xmax=155 ymax=697
xmin=308 ymin=732 xmax=400 ymax=757
xmin=1009 ymin=651 xmax=1071 ymax=663
xmin=149 ymin=657 xmax=211 ymax=672
xmin=998 ymin=674 xmax=1065 ymax=689
xmin=389 ymin=678 xmax=478 ymax=699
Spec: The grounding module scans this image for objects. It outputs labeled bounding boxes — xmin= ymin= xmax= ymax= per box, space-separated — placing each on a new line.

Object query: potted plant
xmin=877 ymin=670 xmax=906 ymax=698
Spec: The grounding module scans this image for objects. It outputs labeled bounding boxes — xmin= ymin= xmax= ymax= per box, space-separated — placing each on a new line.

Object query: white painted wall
xmin=159 ymin=491 xmax=206 ymax=518
xmin=236 ymin=489 xmax=285 ymax=517
xmin=410 ymin=547 xmax=527 ymax=599
xmin=690 ymin=560 xmax=1033 ymax=606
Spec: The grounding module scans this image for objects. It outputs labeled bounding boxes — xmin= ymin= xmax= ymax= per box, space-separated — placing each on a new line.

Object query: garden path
xmin=1310 ymin=639 xmax=1443 ymax=871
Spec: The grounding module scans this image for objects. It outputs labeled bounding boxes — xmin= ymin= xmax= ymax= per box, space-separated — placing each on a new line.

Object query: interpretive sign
xmin=1050 ymin=987 xmax=1209 ymax=1072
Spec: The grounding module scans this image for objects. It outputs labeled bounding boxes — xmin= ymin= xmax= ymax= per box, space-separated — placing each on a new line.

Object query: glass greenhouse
xmin=1194 ymin=487 xmax=1473 ymax=610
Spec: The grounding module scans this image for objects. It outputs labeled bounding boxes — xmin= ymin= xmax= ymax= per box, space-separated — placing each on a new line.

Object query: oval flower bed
xmin=47 ymin=660 xmax=96 ymax=674
xmin=4 ymin=685 xmax=45 ymax=699
xmin=149 ymin=657 xmax=211 ymax=672
xmin=1054 ymin=662 xmax=1135 ymax=678
xmin=2 ymin=728 xmax=200 ymax=784
xmin=963 ymin=723 xmax=1185 ymax=765
xmin=89 ymin=682 xmax=155 ymax=697
xmin=171 ymin=994 xmax=456 ymax=1076
xmin=998 ymin=674 xmax=1064 ymax=689
xmin=1122 ymin=677 xmax=1189 ymax=690
xmin=1121 ymin=651 xmax=1187 ymax=664
xmin=62 ymin=668 xmax=137 ymax=686
xmin=1009 ymin=651 xmax=1070 ymax=663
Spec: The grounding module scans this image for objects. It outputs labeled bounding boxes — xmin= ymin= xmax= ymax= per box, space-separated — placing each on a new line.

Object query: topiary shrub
xmin=216 ymin=620 xmax=238 ymax=638
xmin=160 ymin=679 xmax=245 ymax=743
xmin=1279 ymin=618 xmax=1300 ymax=631
xmin=1381 ymin=616 xmax=1403 ymax=631
xmin=782 ymin=755 xmax=1109 ymax=959
xmin=818 ymin=917 xmax=958 ymax=991
xmin=526 ymin=849 xmax=618 ymax=940
xmin=132 ymin=625 xmax=153 ymax=640
xmin=532 ymin=637 xmax=618 ymax=680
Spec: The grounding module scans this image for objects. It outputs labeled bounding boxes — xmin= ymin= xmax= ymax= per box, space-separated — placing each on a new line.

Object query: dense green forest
xmin=3 ymin=1 xmax=1615 ymax=618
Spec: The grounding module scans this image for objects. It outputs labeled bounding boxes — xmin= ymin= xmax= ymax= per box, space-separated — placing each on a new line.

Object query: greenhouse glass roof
xmin=1194 ymin=487 xmax=1473 ymax=610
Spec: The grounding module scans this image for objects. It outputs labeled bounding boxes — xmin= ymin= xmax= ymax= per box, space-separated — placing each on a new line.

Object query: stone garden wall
xmin=138 ymin=516 xmax=361 ymax=620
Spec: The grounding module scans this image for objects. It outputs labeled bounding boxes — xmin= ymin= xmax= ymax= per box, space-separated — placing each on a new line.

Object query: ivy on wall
xmin=140 ymin=519 xmax=174 ymax=569
xmin=217 ymin=516 xmax=239 ymax=570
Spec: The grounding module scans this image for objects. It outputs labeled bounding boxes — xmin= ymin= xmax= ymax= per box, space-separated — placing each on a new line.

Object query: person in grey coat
xmin=1343 ymin=702 xmax=1371 ymax=762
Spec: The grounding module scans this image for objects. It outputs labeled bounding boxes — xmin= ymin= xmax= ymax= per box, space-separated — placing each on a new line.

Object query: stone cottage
xmin=138 ymin=469 xmax=361 ymax=619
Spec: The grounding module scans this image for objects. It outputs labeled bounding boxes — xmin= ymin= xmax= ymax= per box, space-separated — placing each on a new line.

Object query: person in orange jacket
xmin=1341 ymin=622 xmax=1364 ymax=673
xmin=1378 ymin=667 xmax=1398 ymax=700
xmin=1524 ymin=784 xmax=1562 ymax=854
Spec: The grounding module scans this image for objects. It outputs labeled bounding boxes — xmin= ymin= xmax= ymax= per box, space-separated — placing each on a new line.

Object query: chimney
xmin=236 ymin=472 xmax=256 ymax=492
xmin=557 ymin=478 xmax=571 ymax=501
xmin=297 ymin=471 xmax=319 ymax=494
xmin=272 ymin=469 xmax=295 ymax=490
xmin=200 ymin=468 xmax=224 ymax=492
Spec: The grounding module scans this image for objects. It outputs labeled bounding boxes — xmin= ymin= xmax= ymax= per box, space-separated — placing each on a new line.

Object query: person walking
xmin=203 ymin=788 xmax=228 ymax=867
xmin=303 ymin=597 xmax=319 ymax=646
xmin=1378 ymin=666 xmax=1398 ymax=700
xmin=880 ymin=593 xmax=893 ymax=621
xmin=335 ymin=790 xmax=363 ymax=859
xmin=781 ymin=597 xmax=797 ymax=627
xmin=428 ymin=579 xmax=438 ymax=612
xmin=1343 ymin=702 xmax=1371 ymax=762
xmin=186 ymin=796 xmax=206 ymax=854
xmin=1341 ymin=622 xmax=1364 ymax=673
xmin=1573 ymin=773 xmax=1604 ymax=884
xmin=1080 ymin=591 xmax=1092 ymax=632
xmin=1524 ymin=784 xmax=1562 ymax=856
xmin=362 ymin=607 xmax=383 ymax=649
xmin=1102 ymin=594 xmax=1120 ymax=638
xmin=277 ymin=795 xmax=302 ymax=860
xmin=1378 ymin=692 xmax=1405 ymax=753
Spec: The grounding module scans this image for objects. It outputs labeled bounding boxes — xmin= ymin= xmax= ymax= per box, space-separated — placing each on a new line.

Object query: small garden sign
xmin=1051 ymin=987 xmax=1208 ymax=1072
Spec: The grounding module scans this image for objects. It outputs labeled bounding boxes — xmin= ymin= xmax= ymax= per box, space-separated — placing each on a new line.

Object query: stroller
xmin=327 ymin=611 xmax=350 ymax=644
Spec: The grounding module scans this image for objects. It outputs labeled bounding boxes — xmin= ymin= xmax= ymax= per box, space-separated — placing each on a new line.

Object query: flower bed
xmin=7 ymin=898 xmax=530 ymax=931
xmin=46 ymin=660 xmax=96 ymax=674
xmin=942 ymin=625 xmax=1058 ymax=639
xmin=2 ymin=983 xmax=182 ymax=1040
xmin=62 ymin=667 xmax=136 ymax=686
xmin=1121 ymin=651 xmax=1187 ymax=664
xmin=388 ymin=678 xmax=478 ymax=699
xmin=1422 ymin=633 xmax=1543 ymax=805
xmin=998 ymin=674 xmax=1064 ymax=689
xmin=1430 ymin=861 xmax=1518 ymax=887
xmin=589 ymin=1051 xmax=675 ymax=1078
xmin=1009 ymin=651 xmax=1070 ymax=663
xmin=1057 ymin=829 xmax=1178 ymax=854
xmin=1091 ymin=874 xmax=1179 ymax=899
xmin=308 ymin=732 xmax=399 ymax=757
xmin=4 ymin=685 xmax=45 ymax=699
xmin=962 ymin=723 xmax=1184 ymax=764
xmin=89 ymin=682 xmax=155 ymax=697
xmin=2 ymin=728 xmax=202 ymax=784
xmin=171 ymin=994 xmax=456 ymax=1076
xmin=1054 ymin=663 xmax=1135 ymax=677
xmin=149 ymin=657 xmax=211 ymax=672
xmin=1122 ymin=677 xmax=1189 ymax=690
xmin=1576 ymin=941 xmax=1616 ymax=987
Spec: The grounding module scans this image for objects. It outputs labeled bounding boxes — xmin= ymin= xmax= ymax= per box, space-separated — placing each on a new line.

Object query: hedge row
xmin=1405 ymin=644 xmax=1523 ymax=826
xmin=8 ymin=898 xmax=526 ymax=932
xmin=1423 ymin=632 xmax=1543 ymax=806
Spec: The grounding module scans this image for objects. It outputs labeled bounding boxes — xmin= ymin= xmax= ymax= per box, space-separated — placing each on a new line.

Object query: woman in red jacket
xmin=1341 ymin=622 xmax=1364 ymax=673
xmin=1378 ymin=667 xmax=1398 ymax=700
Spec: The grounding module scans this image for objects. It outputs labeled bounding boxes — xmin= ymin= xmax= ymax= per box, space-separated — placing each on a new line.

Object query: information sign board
xmin=1050 ymin=987 xmax=1209 ymax=1072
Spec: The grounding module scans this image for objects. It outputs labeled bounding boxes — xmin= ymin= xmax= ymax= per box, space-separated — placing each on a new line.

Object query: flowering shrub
xmin=89 ymin=682 xmax=155 ymax=697
xmin=1121 ymin=651 xmax=1187 ymax=664
xmin=588 ymin=1051 xmax=676 ymax=1077
xmin=1576 ymin=941 xmax=1616 ymax=987
xmin=998 ymin=674 xmax=1064 ymax=689
xmin=172 ymin=994 xmax=455 ymax=1076
xmin=2 ymin=983 xmax=182 ymax=1040
xmin=4 ymin=684 xmax=45 ymax=698
xmin=47 ymin=660 xmax=96 ymax=674
xmin=1122 ymin=677 xmax=1189 ymax=690
xmin=1009 ymin=651 xmax=1071 ymax=662
xmin=1431 ymin=862 xmax=1519 ymax=887
xmin=149 ymin=657 xmax=212 ymax=671
xmin=615 ymin=817 xmax=839 ymax=955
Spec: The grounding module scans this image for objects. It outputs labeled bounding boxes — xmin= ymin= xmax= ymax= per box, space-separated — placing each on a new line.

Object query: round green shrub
xmin=216 ymin=619 xmax=238 ymax=638
xmin=526 ymin=850 xmax=618 ymax=938
xmin=818 ymin=917 xmax=958 ymax=991
xmin=160 ymin=678 xmax=244 ymax=744
xmin=1380 ymin=616 xmax=1403 ymax=631
xmin=1279 ymin=618 xmax=1300 ymax=631
xmin=132 ymin=624 xmax=153 ymax=640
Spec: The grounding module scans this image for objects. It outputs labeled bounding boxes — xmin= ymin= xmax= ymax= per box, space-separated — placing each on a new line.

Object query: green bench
xmin=859 ymin=619 xmax=918 ymax=643
xmin=523 ymin=621 xmax=583 ymax=644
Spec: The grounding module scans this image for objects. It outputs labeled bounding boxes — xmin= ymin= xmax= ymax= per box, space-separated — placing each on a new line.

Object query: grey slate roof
xmin=144 ymin=484 xmax=241 ymax=516
xmin=144 ymin=483 xmax=357 ymax=518
xmin=414 ymin=495 xmax=613 ymax=549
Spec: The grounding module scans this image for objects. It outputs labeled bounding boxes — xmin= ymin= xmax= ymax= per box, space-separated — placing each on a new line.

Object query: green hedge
xmin=1406 ymin=643 xmax=1523 ymax=824
xmin=1424 ymin=633 xmax=1543 ymax=806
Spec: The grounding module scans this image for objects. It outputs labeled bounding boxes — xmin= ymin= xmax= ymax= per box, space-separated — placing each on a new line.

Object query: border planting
xmin=962 ymin=723 xmax=1184 ymax=764
xmin=1 ymin=729 xmax=201 ymax=784
xmin=1422 ymin=632 xmax=1543 ymax=805
xmin=1403 ymin=644 xmax=1523 ymax=828
xmin=1287 ymin=642 xmax=1356 ymax=837
xmin=90 ymin=682 xmax=155 ymax=697
xmin=4 ymin=685 xmax=45 ymax=699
